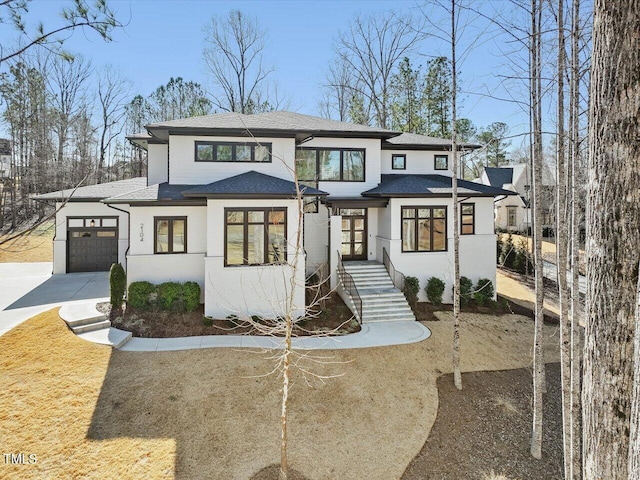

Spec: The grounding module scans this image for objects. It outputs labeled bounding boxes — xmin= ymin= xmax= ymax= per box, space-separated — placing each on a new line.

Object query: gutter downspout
xmin=104 ymin=202 xmax=131 ymax=274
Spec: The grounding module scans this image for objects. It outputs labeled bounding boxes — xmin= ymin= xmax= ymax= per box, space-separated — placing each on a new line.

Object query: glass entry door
xmin=340 ymin=208 xmax=367 ymax=260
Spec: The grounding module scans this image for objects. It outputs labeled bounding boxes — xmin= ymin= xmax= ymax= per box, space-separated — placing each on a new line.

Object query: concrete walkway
xmin=1 ymin=262 xmax=431 ymax=350
xmin=0 ymin=262 xmax=109 ymax=337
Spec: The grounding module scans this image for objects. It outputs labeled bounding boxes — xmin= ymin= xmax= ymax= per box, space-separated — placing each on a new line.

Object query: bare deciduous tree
xmin=583 ymin=0 xmax=640 ymax=477
xmin=203 ymin=10 xmax=274 ymax=114
xmin=335 ymin=12 xmax=425 ymax=129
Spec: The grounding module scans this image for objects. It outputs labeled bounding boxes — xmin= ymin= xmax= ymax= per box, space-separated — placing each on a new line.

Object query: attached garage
xmin=67 ymin=217 xmax=119 ymax=272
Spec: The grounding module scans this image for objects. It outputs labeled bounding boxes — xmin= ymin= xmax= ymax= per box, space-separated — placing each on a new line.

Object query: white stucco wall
xmin=53 ymin=201 xmax=129 ymax=274
xmin=303 ymin=203 xmax=330 ymax=275
xmin=147 ymin=144 xmax=168 ymax=185
xmin=126 ymin=205 xmax=207 ymax=300
xmin=376 ymin=196 xmax=497 ymax=303
xmin=380 ymin=149 xmax=456 ymax=176
xmin=168 ymin=135 xmax=297 ymax=185
xmin=302 ymin=137 xmax=382 ymax=196
xmin=204 ymin=198 xmax=305 ymax=319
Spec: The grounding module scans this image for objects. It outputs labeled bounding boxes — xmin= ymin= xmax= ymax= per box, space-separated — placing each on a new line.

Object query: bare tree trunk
xmin=450 ymin=0 xmax=462 ymax=391
xmin=530 ymin=0 xmax=545 ymax=459
xmin=568 ymin=0 xmax=583 ymax=476
xmin=583 ymin=0 xmax=640 ymax=477
xmin=555 ymin=0 xmax=572 ymax=475
xmin=630 ymin=264 xmax=640 ymax=478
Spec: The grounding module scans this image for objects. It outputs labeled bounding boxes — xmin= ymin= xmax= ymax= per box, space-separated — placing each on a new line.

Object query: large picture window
xmin=461 ymin=203 xmax=475 ymax=235
xmin=401 ymin=206 xmax=447 ymax=252
xmin=225 ymin=208 xmax=287 ymax=266
xmin=195 ymin=141 xmax=271 ymax=163
xmin=295 ymin=147 xmax=365 ymax=182
xmin=155 ymin=217 xmax=187 ymax=254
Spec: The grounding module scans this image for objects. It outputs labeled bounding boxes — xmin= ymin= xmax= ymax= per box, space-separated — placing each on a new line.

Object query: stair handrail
xmin=382 ymin=247 xmax=406 ymax=292
xmin=336 ymin=251 xmax=363 ymax=324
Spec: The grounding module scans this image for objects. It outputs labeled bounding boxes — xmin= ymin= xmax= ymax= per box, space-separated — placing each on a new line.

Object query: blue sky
xmin=0 ymin=0 xmax=533 ymax=148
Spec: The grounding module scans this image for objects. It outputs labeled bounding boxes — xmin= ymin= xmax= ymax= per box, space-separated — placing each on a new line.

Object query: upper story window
xmin=401 ymin=206 xmax=447 ymax=252
xmin=155 ymin=217 xmax=187 ymax=254
xmin=295 ymin=147 xmax=365 ymax=182
xmin=434 ymin=154 xmax=448 ymax=171
xmin=195 ymin=141 xmax=271 ymax=163
xmin=392 ymin=154 xmax=406 ymax=170
xmin=461 ymin=203 xmax=475 ymax=235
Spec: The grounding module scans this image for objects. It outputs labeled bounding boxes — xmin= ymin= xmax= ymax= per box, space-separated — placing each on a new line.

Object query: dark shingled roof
xmin=145 ymin=111 xmax=398 ymax=140
xmin=484 ymin=167 xmax=514 ymax=188
xmin=104 ymin=183 xmax=203 ymax=204
xmin=383 ymin=132 xmax=481 ymax=150
xmin=362 ymin=174 xmax=517 ymax=197
xmin=34 ymin=177 xmax=148 ymax=202
xmin=182 ymin=171 xmax=328 ymax=199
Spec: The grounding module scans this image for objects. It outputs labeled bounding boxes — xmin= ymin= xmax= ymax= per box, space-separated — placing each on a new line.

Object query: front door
xmin=340 ymin=208 xmax=367 ymax=260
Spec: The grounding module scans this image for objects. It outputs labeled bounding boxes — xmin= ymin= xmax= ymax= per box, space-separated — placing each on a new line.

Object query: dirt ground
xmin=504 ymin=233 xmax=586 ymax=274
xmin=0 ymin=221 xmax=54 ymax=262
xmin=0 ymin=308 xmax=559 ymax=480
xmin=104 ymin=294 xmax=359 ymax=338
xmin=403 ymin=364 xmax=563 ymax=480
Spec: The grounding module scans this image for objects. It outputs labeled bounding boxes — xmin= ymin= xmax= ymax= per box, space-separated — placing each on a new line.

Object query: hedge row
xmin=128 ymin=281 xmax=201 ymax=312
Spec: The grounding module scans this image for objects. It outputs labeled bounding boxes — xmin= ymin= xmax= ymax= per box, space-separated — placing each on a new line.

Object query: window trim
xmin=461 ymin=203 xmax=475 ymax=235
xmin=224 ymin=207 xmax=288 ymax=267
xmin=391 ymin=154 xmax=406 ymax=170
xmin=401 ymin=206 xmax=448 ymax=253
xmin=154 ymin=216 xmax=187 ymax=254
xmin=295 ymin=147 xmax=366 ymax=182
xmin=194 ymin=141 xmax=272 ymax=163
xmin=507 ymin=206 xmax=518 ymax=227
xmin=434 ymin=154 xmax=449 ymax=171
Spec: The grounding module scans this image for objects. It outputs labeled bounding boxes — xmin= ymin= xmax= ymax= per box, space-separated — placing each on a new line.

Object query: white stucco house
xmin=477 ymin=163 xmax=554 ymax=232
xmin=36 ymin=112 xmax=514 ymax=321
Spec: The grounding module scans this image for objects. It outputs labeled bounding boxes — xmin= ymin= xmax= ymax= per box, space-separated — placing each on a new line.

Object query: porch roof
xmin=34 ymin=177 xmax=148 ymax=202
xmin=362 ymin=174 xmax=519 ymax=198
xmin=323 ymin=197 xmax=389 ymax=208
xmin=181 ymin=171 xmax=328 ymax=199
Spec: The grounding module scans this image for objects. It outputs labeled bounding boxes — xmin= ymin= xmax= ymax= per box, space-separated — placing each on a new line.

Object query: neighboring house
xmin=36 ymin=111 xmax=514 ymax=320
xmin=0 ymin=138 xmax=10 ymax=179
xmin=478 ymin=163 xmax=554 ymax=232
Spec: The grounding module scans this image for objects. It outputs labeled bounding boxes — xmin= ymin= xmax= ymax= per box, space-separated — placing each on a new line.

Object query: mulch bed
xmin=104 ymin=293 xmax=360 ymax=338
xmin=402 ymin=363 xmax=564 ymax=480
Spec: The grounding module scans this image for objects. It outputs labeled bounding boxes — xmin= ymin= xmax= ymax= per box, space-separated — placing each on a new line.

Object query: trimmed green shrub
xmin=403 ymin=276 xmax=420 ymax=306
xmin=182 ymin=281 xmax=201 ymax=312
xmin=474 ymin=278 xmax=495 ymax=306
xmin=500 ymin=234 xmax=516 ymax=268
xmin=425 ymin=277 xmax=446 ymax=306
xmin=109 ymin=263 xmax=126 ymax=310
xmin=128 ymin=281 xmax=156 ymax=309
xmin=157 ymin=282 xmax=183 ymax=311
xmin=453 ymin=276 xmax=474 ymax=307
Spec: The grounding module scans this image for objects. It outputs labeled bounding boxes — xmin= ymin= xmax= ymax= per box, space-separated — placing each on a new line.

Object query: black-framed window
xmin=155 ymin=217 xmax=187 ymax=254
xmin=300 ymin=180 xmax=319 ymax=213
xmin=401 ymin=206 xmax=447 ymax=252
xmin=392 ymin=154 xmax=406 ymax=170
xmin=434 ymin=154 xmax=448 ymax=171
xmin=225 ymin=208 xmax=287 ymax=266
xmin=195 ymin=141 xmax=271 ymax=163
xmin=507 ymin=207 xmax=517 ymax=227
xmin=461 ymin=203 xmax=475 ymax=235
xmin=295 ymin=147 xmax=365 ymax=182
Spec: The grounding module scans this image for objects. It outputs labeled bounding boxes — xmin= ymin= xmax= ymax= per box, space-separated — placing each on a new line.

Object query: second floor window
xmin=434 ymin=154 xmax=449 ymax=171
xmin=295 ymin=147 xmax=365 ymax=182
xmin=392 ymin=154 xmax=406 ymax=170
xmin=195 ymin=141 xmax=271 ymax=163
xmin=507 ymin=207 xmax=517 ymax=227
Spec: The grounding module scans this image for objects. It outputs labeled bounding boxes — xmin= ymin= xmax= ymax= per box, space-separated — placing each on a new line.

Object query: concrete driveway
xmin=0 ymin=262 xmax=109 ymax=336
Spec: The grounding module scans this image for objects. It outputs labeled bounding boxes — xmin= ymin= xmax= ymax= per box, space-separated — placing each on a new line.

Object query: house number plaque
xmin=140 ymin=223 xmax=144 ymax=242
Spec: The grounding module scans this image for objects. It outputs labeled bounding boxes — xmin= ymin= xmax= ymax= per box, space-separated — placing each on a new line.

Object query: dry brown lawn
xmin=497 ymin=269 xmax=561 ymax=317
xmin=0 ymin=309 xmax=559 ymax=479
xmin=0 ymin=222 xmax=54 ymax=262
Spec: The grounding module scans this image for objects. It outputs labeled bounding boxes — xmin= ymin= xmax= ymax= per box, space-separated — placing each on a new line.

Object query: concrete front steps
xmin=59 ymin=302 xmax=131 ymax=349
xmin=342 ymin=262 xmax=416 ymax=323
